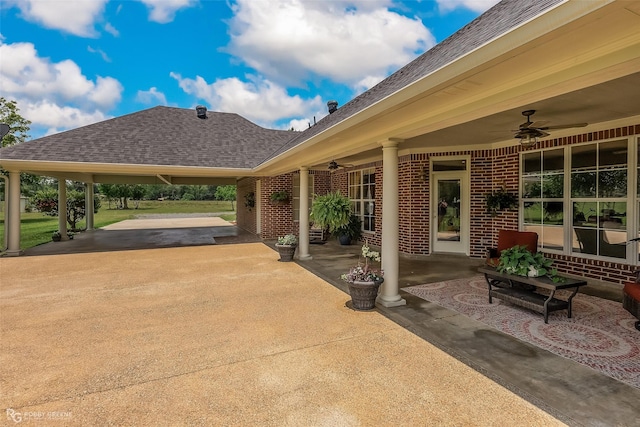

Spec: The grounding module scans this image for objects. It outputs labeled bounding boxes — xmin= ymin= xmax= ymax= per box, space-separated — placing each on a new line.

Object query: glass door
xmin=432 ymin=169 xmax=469 ymax=254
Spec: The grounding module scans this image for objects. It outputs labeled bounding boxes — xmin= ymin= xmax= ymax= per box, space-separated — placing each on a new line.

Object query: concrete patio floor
xmin=1 ymin=218 xmax=639 ymax=425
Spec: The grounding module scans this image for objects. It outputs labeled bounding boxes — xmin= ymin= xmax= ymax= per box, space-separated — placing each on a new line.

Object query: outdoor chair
xmin=573 ymin=227 xmax=626 ymax=259
xmin=486 ymin=230 xmax=538 ymax=267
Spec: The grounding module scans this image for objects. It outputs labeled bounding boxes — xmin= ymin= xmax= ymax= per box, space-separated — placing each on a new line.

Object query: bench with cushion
xmin=623 ymin=271 xmax=640 ymax=331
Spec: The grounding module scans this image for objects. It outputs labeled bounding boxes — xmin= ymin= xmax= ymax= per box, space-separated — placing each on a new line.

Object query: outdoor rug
xmin=404 ymin=276 xmax=640 ymax=389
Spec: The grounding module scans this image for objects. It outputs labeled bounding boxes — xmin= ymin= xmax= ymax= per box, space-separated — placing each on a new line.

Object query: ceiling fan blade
xmin=527 ymin=120 xmax=549 ymax=129
xmin=538 ymin=123 xmax=588 ymax=130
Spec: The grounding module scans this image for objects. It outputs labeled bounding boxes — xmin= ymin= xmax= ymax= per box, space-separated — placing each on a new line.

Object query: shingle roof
xmin=263 ymin=0 xmax=563 ymax=161
xmin=0 ymin=106 xmax=297 ymax=169
xmin=0 ymin=0 xmax=563 ymax=171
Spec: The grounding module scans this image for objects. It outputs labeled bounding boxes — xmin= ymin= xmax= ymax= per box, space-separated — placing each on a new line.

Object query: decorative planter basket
xmin=347 ymin=279 xmax=383 ymax=310
xmin=275 ymin=244 xmax=296 ymax=262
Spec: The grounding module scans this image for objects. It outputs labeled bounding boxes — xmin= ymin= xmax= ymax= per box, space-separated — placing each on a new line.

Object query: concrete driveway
xmin=0 ymin=242 xmax=565 ymax=426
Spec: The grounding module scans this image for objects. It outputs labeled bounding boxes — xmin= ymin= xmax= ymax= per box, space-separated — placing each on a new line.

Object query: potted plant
xmin=275 ymin=234 xmax=297 ymax=262
xmin=270 ymin=191 xmax=290 ymax=205
xmin=310 ymin=191 xmax=352 ymax=239
xmin=334 ymin=214 xmax=362 ymax=245
xmin=497 ymin=245 xmax=564 ymax=282
xmin=244 ymin=192 xmax=255 ymax=211
xmin=341 ymin=242 xmax=384 ymax=310
xmin=485 ymin=187 xmax=518 ymax=217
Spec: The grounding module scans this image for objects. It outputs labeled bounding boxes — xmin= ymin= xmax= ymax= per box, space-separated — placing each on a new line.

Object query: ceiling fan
xmin=513 ymin=110 xmax=588 ymax=146
xmin=327 ymin=160 xmax=353 ymax=171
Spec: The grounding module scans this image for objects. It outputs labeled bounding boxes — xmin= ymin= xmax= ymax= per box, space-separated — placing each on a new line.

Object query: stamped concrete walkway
xmin=1 ymin=243 xmax=562 ymax=426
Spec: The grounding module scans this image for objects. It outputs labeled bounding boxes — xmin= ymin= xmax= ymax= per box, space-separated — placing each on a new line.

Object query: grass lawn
xmin=0 ymin=200 xmax=236 ymax=250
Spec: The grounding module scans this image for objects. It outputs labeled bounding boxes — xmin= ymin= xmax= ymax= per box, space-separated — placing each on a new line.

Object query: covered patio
xmin=0 ymin=221 xmax=640 ymax=425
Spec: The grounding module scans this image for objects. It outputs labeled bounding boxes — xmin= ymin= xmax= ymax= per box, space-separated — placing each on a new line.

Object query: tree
xmin=0 ymin=97 xmax=30 ymax=148
xmin=215 ymin=185 xmax=237 ymax=211
xmin=31 ymin=185 xmax=101 ymax=230
xmin=0 ymin=98 xmax=43 ymax=198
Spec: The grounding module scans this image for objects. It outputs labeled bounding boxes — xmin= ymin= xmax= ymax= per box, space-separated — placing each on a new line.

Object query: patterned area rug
xmin=404 ymin=276 xmax=640 ymax=389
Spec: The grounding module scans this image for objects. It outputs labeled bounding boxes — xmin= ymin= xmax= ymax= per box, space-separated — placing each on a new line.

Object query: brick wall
xmin=239 ymin=123 xmax=639 ymax=285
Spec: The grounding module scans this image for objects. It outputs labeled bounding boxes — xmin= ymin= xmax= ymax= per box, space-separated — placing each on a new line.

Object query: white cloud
xmin=226 ymin=0 xmax=435 ymax=87
xmin=21 ymin=100 xmax=110 ymax=136
xmin=170 ymin=72 xmax=323 ymax=127
xmin=138 ymin=0 xmax=197 ymax=23
xmin=136 ymin=87 xmax=169 ymax=105
xmin=87 ymin=46 xmax=112 ymax=62
xmin=436 ymin=0 xmax=500 ymax=13
xmin=0 ymin=40 xmax=122 ymax=135
xmin=104 ymin=22 xmax=120 ymax=37
xmin=8 ymin=0 xmax=108 ymax=37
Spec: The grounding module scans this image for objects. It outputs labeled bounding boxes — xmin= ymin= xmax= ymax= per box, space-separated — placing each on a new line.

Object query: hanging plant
xmin=485 ymin=187 xmax=518 ymax=217
xmin=244 ymin=192 xmax=255 ymax=211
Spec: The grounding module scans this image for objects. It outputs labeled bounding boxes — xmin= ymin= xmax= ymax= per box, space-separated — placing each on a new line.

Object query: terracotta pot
xmin=347 ymin=279 xmax=383 ymax=310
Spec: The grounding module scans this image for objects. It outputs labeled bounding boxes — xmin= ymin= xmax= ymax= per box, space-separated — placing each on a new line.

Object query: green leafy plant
xmin=334 ymin=214 xmax=362 ymax=240
xmin=276 ymin=234 xmax=297 ymax=246
xmin=497 ymin=245 xmax=564 ymax=282
xmin=309 ymin=191 xmax=352 ymax=235
xmin=485 ymin=187 xmax=518 ymax=217
xmin=244 ymin=192 xmax=255 ymax=210
xmin=270 ymin=191 xmax=290 ymax=203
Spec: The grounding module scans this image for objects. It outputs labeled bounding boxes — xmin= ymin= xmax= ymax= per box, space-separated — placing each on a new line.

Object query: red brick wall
xmin=240 ymin=123 xmax=639 ymax=285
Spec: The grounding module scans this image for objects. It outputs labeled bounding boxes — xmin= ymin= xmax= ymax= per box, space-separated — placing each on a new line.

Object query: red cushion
xmin=496 ymin=230 xmax=538 ymax=254
xmin=623 ymin=282 xmax=640 ymax=300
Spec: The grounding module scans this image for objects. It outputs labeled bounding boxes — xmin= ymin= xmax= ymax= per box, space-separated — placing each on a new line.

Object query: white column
xmin=6 ymin=171 xmax=22 ymax=256
xmin=85 ymin=183 xmax=94 ymax=230
xmin=377 ymin=139 xmax=406 ymax=307
xmin=58 ymin=179 xmax=69 ymax=240
xmin=298 ymin=167 xmax=312 ymax=260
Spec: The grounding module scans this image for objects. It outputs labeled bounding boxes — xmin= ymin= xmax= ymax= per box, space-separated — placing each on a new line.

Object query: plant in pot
xmin=309 ymin=191 xmax=351 ymax=241
xmin=485 ymin=186 xmax=518 ymax=217
xmin=334 ymin=214 xmax=362 ymax=245
xmin=275 ymin=234 xmax=297 ymax=262
xmin=270 ymin=190 xmax=290 ymax=205
xmin=497 ymin=245 xmax=564 ymax=283
xmin=341 ymin=241 xmax=383 ymax=310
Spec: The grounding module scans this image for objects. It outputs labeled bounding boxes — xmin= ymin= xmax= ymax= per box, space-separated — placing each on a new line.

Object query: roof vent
xmin=327 ymin=100 xmax=338 ymax=114
xmin=196 ymin=105 xmax=207 ymax=119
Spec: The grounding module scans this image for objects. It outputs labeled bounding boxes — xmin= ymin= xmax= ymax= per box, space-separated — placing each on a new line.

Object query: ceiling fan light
xmin=519 ymin=134 xmax=537 ymax=147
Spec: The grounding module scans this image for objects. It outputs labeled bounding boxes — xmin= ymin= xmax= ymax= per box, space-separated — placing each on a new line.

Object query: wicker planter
xmin=347 ymin=279 xmax=383 ymax=311
xmin=275 ymin=244 xmax=297 ymax=262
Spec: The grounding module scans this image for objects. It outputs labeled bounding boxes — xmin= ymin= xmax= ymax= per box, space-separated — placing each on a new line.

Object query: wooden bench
xmin=478 ymin=266 xmax=587 ymax=323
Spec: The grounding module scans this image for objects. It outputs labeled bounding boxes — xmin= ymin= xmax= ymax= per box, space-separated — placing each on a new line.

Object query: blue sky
xmin=1 ymin=0 xmax=499 ymax=140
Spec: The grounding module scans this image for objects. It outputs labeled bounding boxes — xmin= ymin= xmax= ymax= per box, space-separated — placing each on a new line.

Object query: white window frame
xmin=519 ymin=136 xmax=637 ymax=265
xmin=348 ymin=168 xmax=376 ymax=234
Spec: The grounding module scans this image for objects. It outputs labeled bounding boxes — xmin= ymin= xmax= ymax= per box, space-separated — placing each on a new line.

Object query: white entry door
xmin=432 ymin=169 xmax=469 ymax=254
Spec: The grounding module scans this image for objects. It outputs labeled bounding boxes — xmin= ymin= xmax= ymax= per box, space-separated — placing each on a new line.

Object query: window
xmin=522 ymin=148 xmax=564 ymax=251
xmin=349 ymin=169 xmax=376 ymax=233
xmin=293 ymin=174 xmax=314 ymax=221
xmin=521 ymin=138 xmax=633 ymax=261
xmin=571 ymin=140 xmax=627 ymax=259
